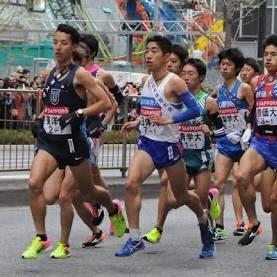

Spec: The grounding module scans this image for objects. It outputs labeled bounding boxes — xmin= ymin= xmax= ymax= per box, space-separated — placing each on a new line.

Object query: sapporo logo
xmin=50 ymin=89 xmax=60 ymax=105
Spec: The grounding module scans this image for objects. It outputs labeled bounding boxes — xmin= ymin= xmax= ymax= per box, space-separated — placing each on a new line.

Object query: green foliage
xmin=0 ymin=129 xmax=35 ymax=145
xmin=104 ymin=130 xmax=138 ymax=144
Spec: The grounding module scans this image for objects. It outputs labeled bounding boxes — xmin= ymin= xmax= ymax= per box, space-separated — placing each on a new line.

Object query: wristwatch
xmin=76 ymin=109 xmax=84 ymax=117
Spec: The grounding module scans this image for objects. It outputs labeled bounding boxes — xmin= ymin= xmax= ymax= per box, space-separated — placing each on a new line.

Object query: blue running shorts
xmin=250 ymin=135 xmax=277 ymax=170
xmin=137 ymin=136 xmax=184 ymax=169
xmin=216 ymin=135 xmax=244 ymax=162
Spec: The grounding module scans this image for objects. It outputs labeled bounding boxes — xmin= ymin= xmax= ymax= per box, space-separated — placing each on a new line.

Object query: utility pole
xmin=257 ymin=1 xmax=267 ymax=72
xmin=153 ymin=0 xmax=160 ymax=33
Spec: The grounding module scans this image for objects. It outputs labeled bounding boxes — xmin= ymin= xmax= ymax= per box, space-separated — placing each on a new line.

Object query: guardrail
xmin=0 ymin=89 xmax=139 ymax=176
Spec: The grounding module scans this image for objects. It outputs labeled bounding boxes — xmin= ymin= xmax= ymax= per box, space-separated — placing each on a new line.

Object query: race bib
xmin=43 ymin=106 xmax=72 ymax=135
xmin=256 ymin=100 xmax=277 ymax=126
xmin=140 ymin=107 xmax=162 ymax=135
xmin=219 ymin=107 xmax=246 ymax=133
xmin=179 ymin=124 xmax=205 ymax=150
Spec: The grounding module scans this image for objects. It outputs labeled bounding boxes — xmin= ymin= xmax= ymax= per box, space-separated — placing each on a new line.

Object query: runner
xmin=236 ymin=35 xmax=277 ymax=259
xmin=143 ymin=58 xmax=223 ymax=247
xmin=72 ymin=35 xmax=120 ymax=237
xmin=213 ymin=48 xmax=254 ymax=241
xmin=21 ymin=24 xmax=126 ymax=259
xmin=116 ymin=35 xmax=214 ymax=259
xmin=232 ymin=57 xmax=261 ymax=236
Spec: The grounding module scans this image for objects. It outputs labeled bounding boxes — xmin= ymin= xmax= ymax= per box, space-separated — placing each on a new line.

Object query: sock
xmin=129 ymin=228 xmax=141 ymax=241
xmin=215 ymin=224 xmax=224 ymax=230
xmin=155 ymin=226 xmax=163 ymax=233
xmin=198 ymin=209 xmax=208 ymax=224
xmin=36 ymin=234 xmax=47 ymax=241
xmin=109 ymin=204 xmax=118 ymax=217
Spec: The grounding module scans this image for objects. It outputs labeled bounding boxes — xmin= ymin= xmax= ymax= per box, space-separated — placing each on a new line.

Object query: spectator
xmin=0 ymin=78 xmax=4 ymax=90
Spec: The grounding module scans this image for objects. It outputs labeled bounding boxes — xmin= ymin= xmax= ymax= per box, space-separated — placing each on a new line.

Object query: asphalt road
xmin=0 ymin=195 xmax=275 ymax=277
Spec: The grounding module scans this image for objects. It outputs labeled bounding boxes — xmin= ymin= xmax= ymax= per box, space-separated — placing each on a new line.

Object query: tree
xmin=222 ymin=0 xmax=267 ymax=48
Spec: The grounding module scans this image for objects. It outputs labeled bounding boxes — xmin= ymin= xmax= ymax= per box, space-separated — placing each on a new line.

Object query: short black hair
xmin=56 ymin=24 xmax=80 ymax=44
xmin=184 ymin=58 xmax=207 ymax=82
xmin=263 ymin=34 xmax=277 ymax=50
xmin=172 ymin=44 xmax=188 ymax=66
xmin=146 ymin=35 xmax=172 ymax=54
xmin=244 ymin=57 xmax=260 ymax=73
xmin=218 ymin=48 xmax=245 ymax=75
xmin=80 ymin=33 xmax=99 ymax=59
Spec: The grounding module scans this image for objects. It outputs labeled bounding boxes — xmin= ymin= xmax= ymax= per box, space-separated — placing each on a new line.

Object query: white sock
xmin=198 ymin=209 xmax=208 ymax=224
xmin=129 ymin=228 xmax=141 ymax=241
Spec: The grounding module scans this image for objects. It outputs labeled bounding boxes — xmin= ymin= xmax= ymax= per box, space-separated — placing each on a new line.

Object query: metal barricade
xmin=0 ymin=89 xmax=138 ymax=175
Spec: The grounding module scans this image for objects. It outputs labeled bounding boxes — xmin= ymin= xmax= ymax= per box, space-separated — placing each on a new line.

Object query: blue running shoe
xmin=115 ymin=238 xmax=145 ymax=257
xmin=199 ymin=220 xmax=215 ymax=259
xmin=265 ymin=244 xmax=277 ymax=260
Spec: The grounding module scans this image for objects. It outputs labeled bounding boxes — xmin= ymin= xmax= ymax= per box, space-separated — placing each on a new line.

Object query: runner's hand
xmin=242 ymin=128 xmax=251 ymax=143
xmin=149 ymin=115 xmax=172 ymax=126
xmin=58 ymin=112 xmax=79 ymax=129
xmin=200 ymin=124 xmax=212 ymax=136
xmin=120 ymin=121 xmax=138 ymax=138
xmin=226 ymin=131 xmax=242 ymax=144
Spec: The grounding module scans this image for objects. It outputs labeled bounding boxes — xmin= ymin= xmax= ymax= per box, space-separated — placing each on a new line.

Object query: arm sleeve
xmin=207 ymin=112 xmax=225 ymax=137
xmin=246 ymin=97 xmax=256 ymax=124
xmin=172 ymin=92 xmax=200 ymax=123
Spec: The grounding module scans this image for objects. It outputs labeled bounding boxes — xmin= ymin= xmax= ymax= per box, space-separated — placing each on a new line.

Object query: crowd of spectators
xmin=0 ymin=66 xmax=47 ymax=129
xmin=0 ymin=65 xmax=142 ymax=130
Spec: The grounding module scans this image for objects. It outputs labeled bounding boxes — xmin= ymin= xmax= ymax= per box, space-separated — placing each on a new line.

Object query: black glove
xmin=88 ymin=126 xmax=105 ymax=138
xmin=58 ymin=111 xmax=80 ymax=130
xmin=31 ymin=118 xmax=43 ymax=138
xmin=86 ymin=116 xmax=106 ymax=138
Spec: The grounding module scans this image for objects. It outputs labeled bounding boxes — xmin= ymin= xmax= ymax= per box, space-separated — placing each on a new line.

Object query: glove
xmin=241 ymin=128 xmax=252 ymax=144
xmin=31 ymin=118 xmax=43 ymax=138
xmin=58 ymin=111 xmax=80 ymax=130
xmin=226 ymin=131 xmax=242 ymax=144
xmin=241 ymin=128 xmax=252 ymax=150
xmin=86 ymin=120 xmax=107 ymax=138
xmin=88 ymin=126 xmax=105 ymax=138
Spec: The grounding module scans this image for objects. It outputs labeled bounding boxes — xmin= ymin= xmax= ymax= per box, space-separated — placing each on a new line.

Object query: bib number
xmin=179 ymin=124 xmax=205 ymax=150
xmin=219 ymin=107 xmax=246 ymax=133
xmin=43 ymin=106 xmax=72 ymax=135
xmin=140 ymin=107 xmax=162 ymax=135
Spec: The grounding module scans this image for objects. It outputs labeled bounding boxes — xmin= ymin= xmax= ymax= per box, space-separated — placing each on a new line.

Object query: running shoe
xmin=115 ymin=238 xmax=145 ymax=257
xmin=199 ymin=220 xmax=215 ymax=258
xmin=109 ymin=199 xmax=127 ymax=237
xmin=84 ymin=202 xmax=105 ymax=226
xmin=265 ymin=244 xmax=277 ymax=260
xmin=233 ymin=221 xmax=247 ymax=236
xmin=208 ymin=188 xmax=221 ymax=220
xmin=213 ymin=227 xmax=228 ymax=241
xmin=238 ymin=221 xmax=261 ymax=246
xmin=82 ymin=229 xmax=106 ymax=248
xmin=109 ymin=220 xmax=129 ymax=236
xmin=21 ymin=237 xmax=52 ymax=259
xmin=143 ymin=227 xmax=162 ymax=244
xmin=50 ymin=242 xmax=71 ymax=259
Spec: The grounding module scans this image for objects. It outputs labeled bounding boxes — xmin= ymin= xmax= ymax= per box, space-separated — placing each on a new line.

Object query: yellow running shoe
xmin=109 ymin=199 xmax=127 ymax=237
xmin=21 ymin=237 xmax=52 ymax=259
xmin=208 ymin=188 xmax=221 ymax=220
xmin=143 ymin=227 xmax=162 ymax=244
xmin=50 ymin=242 xmax=71 ymax=259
